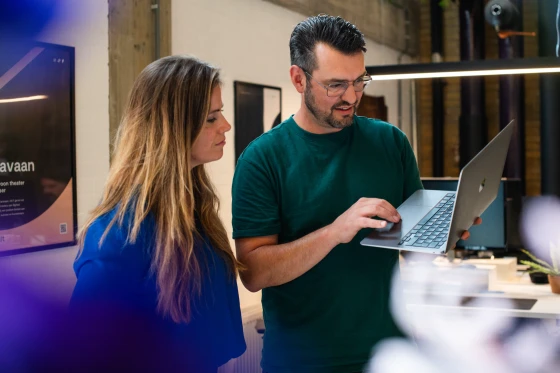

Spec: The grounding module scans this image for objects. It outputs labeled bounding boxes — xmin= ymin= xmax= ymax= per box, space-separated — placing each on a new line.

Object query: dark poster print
xmin=0 ymin=41 xmax=77 ymax=256
xmin=234 ymin=81 xmax=281 ymax=164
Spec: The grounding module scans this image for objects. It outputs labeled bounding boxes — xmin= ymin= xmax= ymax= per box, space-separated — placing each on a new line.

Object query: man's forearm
xmin=239 ymin=225 xmax=340 ymax=292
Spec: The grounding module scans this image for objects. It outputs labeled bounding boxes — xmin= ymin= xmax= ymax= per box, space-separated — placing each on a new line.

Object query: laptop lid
xmin=443 ymin=120 xmax=515 ymax=253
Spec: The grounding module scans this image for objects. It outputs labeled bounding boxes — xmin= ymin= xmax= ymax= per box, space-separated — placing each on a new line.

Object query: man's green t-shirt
xmin=232 ymin=115 xmax=423 ymax=373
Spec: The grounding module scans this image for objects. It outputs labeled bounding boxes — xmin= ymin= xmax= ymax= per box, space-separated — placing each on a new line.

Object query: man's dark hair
xmin=289 ymin=14 xmax=367 ymax=73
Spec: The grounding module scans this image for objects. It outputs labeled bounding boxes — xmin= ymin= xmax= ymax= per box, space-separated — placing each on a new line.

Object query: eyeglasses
xmin=301 ymin=68 xmax=373 ymax=97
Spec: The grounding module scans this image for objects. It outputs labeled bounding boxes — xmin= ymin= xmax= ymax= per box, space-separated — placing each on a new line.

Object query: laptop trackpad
xmin=371 ymin=220 xmax=403 ymax=240
xmin=368 ymin=203 xmax=434 ymax=242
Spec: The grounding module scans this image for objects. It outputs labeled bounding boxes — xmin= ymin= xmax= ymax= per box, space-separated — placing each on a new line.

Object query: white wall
xmin=0 ymin=0 xmax=109 ymax=304
xmin=0 ymin=0 xmax=413 ymax=311
xmin=172 ymin=0 xmax=414 ymax=311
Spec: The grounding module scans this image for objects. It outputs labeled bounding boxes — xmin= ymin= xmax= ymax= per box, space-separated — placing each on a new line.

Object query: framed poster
xmin=0 ymin=40 xmax=77 ymax=256
xmin=234 ymin=81 xmax=282 ymax=164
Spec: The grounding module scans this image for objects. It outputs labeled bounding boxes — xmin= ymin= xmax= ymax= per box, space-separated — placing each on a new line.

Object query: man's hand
xmin=452 ymin=217 xmax=482 ymax=249
xmin=460 ymin=217 xmax=483 ymax=240
xmin=329 ymin=198 xmax=400 ymax=245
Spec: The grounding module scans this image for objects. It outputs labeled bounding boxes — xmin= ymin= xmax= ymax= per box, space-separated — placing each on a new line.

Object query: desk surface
xmin=406 ymin=269 xmax=560 ymax=319
xmin=485 ymin=271 xmax=560 ymax=319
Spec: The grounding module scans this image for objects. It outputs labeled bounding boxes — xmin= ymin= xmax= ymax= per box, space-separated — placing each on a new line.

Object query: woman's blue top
xmin=70 ymin=209 xmax=246 ymax=372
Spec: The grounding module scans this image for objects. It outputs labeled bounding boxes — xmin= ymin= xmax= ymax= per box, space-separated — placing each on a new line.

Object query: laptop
xmin=360 ymin=120 xmax=514 ymax=255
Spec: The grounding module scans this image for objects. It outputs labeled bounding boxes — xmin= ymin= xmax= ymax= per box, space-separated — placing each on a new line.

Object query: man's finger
xmin=376 ymin=199 xmax=400 ymax=219
xmin=474 ymin=217 xmax=482 ymax=225
xmin=461 ymin=231 xmax=470 ymax=240
xmin=358 ymin=198 xmax=400 ymax=220
xmin=361 ymin=217 xmax=391 ymax=229
xmin=359 ymin=205 xmax=399 ymax=223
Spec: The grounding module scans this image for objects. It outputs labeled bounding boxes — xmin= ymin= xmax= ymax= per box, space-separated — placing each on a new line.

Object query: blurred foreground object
xmin=366 ymin=252 xmax=560 ymax=373
xmin=0 ymin=0 xmax=58 ymax=40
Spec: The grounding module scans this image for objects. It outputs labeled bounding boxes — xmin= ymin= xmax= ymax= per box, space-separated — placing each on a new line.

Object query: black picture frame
xmin=234 ymin=81 xmax=282 ymax=165
xmin=0 ymin=40 xmax=78 ymax=256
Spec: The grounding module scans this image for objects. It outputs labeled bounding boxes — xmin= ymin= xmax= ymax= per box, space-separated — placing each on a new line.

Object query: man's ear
xmin=289 ymin=65 xmax=306 ymax=94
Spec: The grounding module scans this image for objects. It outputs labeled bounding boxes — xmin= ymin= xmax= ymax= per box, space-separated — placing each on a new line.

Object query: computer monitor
xmin=421 ymin=177 xmax=522 ymax=251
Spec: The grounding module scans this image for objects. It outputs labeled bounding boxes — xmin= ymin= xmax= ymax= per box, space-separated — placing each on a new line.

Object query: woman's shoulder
xmin=82 ymin=209 xmax=127 ymax=254
xmin=77 ymin=208 xmax=155 ymax=268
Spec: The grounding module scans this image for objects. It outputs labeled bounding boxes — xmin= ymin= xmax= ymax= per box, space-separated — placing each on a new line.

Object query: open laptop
xmin=360 ymin=120 xmax=514 ymax=255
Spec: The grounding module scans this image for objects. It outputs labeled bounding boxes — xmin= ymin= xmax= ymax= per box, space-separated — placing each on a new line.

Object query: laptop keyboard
xmin=398 ymin=193 xmax=456 ymax=248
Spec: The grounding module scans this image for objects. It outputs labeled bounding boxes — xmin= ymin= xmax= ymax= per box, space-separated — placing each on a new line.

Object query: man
xmin=232 ymin=15 xmax=477 ymax=373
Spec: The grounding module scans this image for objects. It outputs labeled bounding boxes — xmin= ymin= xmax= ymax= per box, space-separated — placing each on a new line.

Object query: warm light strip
xmin=0 ymin=95 xmax=48 ymax=104
xmin=371 ymin=67 xmax=560 ymax=80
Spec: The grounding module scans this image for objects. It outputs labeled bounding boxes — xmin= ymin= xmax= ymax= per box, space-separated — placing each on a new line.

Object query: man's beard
xmin=304 ymin=85 xmax=359 ymax=129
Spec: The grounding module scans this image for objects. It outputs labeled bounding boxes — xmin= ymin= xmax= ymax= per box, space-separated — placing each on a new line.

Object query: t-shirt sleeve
xmin=232 ymin=158 xmax=280 ymax=239
xmin=401 ymin=133 xmax=423 ymax=201
xmin=71 ymin=255 xmax=128 ymax=306
xmin=70 ymin=220 xmax=147 ymax=311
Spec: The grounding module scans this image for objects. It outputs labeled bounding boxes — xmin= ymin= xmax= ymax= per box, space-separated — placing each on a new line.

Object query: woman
xmin=70 ymin=56 xmax=245 ymax=373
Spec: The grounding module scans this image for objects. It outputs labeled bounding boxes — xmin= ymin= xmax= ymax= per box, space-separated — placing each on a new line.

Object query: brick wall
xmin=418 ymin=0 xmax=540 ymax=195
xmin=523 ymin=0 xmax=541 ymax=196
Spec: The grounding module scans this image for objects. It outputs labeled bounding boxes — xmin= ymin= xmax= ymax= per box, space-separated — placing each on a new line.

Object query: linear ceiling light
xmin=366 ymin=57 xmax=560 ymax=80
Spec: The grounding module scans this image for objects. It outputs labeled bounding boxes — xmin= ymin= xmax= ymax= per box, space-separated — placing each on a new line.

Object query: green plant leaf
xmin=520 ymin=260 xmax=560 ymax=275
xmin=521 ymin=249 xmax=554 ymax=270
xmin=550 ymin=242 xmax=560 ymax=272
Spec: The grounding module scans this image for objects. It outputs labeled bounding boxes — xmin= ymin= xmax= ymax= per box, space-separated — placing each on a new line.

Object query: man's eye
xmin=329 ymin=83 xmax=344 ymax=89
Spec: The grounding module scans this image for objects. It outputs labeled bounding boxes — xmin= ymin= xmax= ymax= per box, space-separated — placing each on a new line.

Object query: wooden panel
xmin=417 ymin=0 xmax=432 ymax=176
xmin=263 ymin=0 xmax=419 ymax=55
xmin=442 ymin=4 xmax=460 ymax=177
xmin=159 ymin=0 xmax=172 ymax=58
xmin=108 ymin=0 xmax=171 ymax=155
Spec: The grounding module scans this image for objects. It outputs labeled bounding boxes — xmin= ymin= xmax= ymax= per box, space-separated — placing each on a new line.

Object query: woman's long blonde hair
xmin=78 ymin=55 xmax=240 ymax=323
